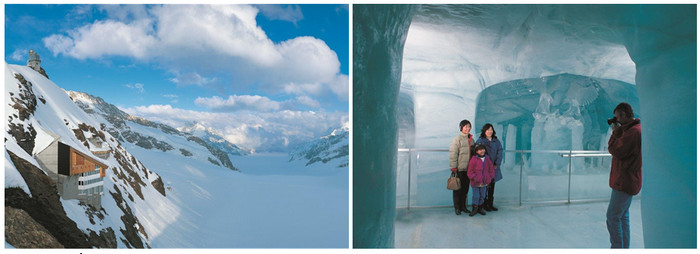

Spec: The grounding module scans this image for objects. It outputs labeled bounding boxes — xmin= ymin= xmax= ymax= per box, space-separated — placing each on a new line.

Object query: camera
xmin=607 ymin=117 xmax=617 ymax=125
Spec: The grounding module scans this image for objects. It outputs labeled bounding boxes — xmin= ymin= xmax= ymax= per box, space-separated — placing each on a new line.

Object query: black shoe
xmin=483 ymin=202 xmax=492 ymax=212
xmin=490 ymin=203 xmax=498 ymax=211
xmin=455 ymin=209 xmax=461 ymax=215
xmin=469 ymin=205 xmax=478 ymax=216
xmin=461 ymin=206 xmax=471 ymax=213
xmin=477 ymin=205 xmax=486 ymax=215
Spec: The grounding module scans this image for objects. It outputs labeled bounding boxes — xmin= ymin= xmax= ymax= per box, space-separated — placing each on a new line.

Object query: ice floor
xmin=395 ymin=199 xmax=643 ymax=248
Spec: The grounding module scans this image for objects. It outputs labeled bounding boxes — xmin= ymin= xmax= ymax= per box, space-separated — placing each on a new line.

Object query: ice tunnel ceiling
xmin=403 ymin=4 xmax=636 ymax=90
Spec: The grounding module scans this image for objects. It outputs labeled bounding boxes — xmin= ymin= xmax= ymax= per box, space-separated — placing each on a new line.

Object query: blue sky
xmin=5 ymin=4 xmax=349 ymax=152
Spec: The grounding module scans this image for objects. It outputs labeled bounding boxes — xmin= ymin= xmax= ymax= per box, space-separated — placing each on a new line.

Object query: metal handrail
xmin=397 ymin=148 xmax=613 ymax=209
xmin=399 ymin=148 xmax=611 ymax=154
xmin=561 ymin=153 xmax=612 ymax=157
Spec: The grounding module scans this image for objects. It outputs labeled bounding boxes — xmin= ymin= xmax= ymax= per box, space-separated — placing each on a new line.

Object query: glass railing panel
xmin=520 ymin=150 xmax=571 ymax=203
xmin=396 ymin=150 xmax=411 ymax=208
xmin=568 ymin=152 xmax=613 ymax=201
xmin=495 ymin=151 xmax=523 ymax=205
xmin=412 ymin=151 xmax=452 ymax=207
xmin=397 ymin=148 xmax=621 ymax=209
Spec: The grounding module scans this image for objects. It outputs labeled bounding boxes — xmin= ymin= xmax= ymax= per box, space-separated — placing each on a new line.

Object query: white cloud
xmin=194 ymin=95 xmax=281 ymax=112
xmin=121 ymin=104 xmax=347 ymax=152
xmin=44 ymin=19 xmax=157 ymax=60
xmin=282 ymin=82 xmax=323 ymax=96
xmin=41 ymin=4 xmax=345 ymax=100
xmin=328 ymin=74 xmax=349 ymax=101
xmin=169 ymin=72 xmax=217 ymax=87
xmin=9 ymin=49 xmax=25 ymax=61
xmin=99 ymin=4 xmax=149 ymax=22
xmin=255 ymin=4 xmax=304 ymax=25
xmin=194 ymin=94 xmax=325 ymax=112
xmin=43 ymin=34 xmax=75 ymax=57
xmin=295 ymin=96 xmax=320 ymax=108
xmin=124 ymin=83 xmax=145 ymax=93
xmin=151 ymin=5 xmax=282 ymax=67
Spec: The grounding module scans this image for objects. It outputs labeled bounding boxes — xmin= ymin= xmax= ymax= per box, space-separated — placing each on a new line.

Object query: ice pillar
xmin=622 ymin=5 xmax=697 ymax=248
xmin=353 ymin=5 xmax=415 ymax=248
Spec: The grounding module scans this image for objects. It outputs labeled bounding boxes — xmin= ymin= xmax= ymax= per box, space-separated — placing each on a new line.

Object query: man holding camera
xmin=606 ymin=102 xmax=642 ymax=248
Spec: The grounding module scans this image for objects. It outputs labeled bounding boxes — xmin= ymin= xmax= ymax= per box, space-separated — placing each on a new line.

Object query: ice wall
xmin=353 ymin=5 xmax=415 ymax=248
xmin=619 ymin=5 xmax=696 ymax=248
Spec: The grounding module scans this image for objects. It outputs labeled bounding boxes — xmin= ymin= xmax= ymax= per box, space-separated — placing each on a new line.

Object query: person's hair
xmin=474 ymin=144 xmax=486 ymax=152
xmin=480 ymin=123 xmax=498 ymax=139
xmin=614 ymin=102 xmax=634 ymax=118
xmin=459 ymin=119 xmax=471 ymax=131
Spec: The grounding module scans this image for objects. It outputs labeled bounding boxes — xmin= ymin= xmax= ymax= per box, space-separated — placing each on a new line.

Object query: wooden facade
xmin=58 ymin=142 xmax=107 ymax=177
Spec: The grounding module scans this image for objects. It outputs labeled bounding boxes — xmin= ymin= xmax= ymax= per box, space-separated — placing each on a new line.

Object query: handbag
xmin=447 ymin=172 xmax=461 ymax=190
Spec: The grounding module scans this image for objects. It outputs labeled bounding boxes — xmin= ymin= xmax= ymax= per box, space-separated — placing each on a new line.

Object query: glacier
xmin=354 ymin=4 xmax=696 ymax=248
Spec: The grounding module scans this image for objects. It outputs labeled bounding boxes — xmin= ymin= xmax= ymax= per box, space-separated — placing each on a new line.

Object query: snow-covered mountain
xmin=5 ymin=64 xmax=172 ymax=248
xmin=66 ymin=90 xmax=248 ymax=171
xmin=289 ymin=121 xmax=349 ymax=168
xmin=177 ymin=122 xmax=252 ymax=156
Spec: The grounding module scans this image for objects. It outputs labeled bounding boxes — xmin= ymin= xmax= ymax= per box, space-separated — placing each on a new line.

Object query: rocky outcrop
xmin=151 ymin=176 xmax=166 ymax=197
xmin=109 ymin=187 xmax=145 ymax=248
xmin=5 ymin=151 xmax=104 ymax=248
xmin=38 ymin=67 xmax=49 ymax=79
xmin=289 ymin=125 xmax=349 ymax=168
xmin=5 ymin=206 xmax=63 ymax=248
xmin=122 ymin=130 xmax=174 ymax=152
xmin=179 ymin=148 xmax=193 ymax=157
xmin=188 ymin=136 xmax=237 ymax=171
xmin=7 ymin=73 xmax=38 ymax=154
xmin=68 ymin=90 xmax=242 ymax=171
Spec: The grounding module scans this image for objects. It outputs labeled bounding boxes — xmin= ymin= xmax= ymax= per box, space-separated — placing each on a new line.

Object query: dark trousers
xmin=485 ymin=181 xmax=496 ymax=204
xmin=452 ymin=171 xmax=470 ymax=210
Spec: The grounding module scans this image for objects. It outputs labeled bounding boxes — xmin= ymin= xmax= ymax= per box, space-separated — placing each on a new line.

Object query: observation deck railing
xmin=396 ymin=149 xmax=633 ymax=210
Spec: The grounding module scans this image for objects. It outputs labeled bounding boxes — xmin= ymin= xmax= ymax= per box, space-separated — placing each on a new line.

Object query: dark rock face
xmin=108 ymin=187 xmax=145 ymax=248
xmin=7 ymin=122 xmax=36 ymax=155
xmin=122 ymin=130 xmax=174 ymax=152
xmin=289 ymin=128 xmax=349 ymax=168
xmin=188 ymin=136 xmax=237 ymax=171
xmin=6 ymin=151 xmax=124 ymax=248
xmin=7 ymin=73 xmax=38 ymax=154
xmin=179 ymin=148 xmax=193 ymax=157
xmin=9 ymin=74 xmax=37 ymax=121
xmin=151 ymin=176 xmax=167 ymax=197
xmin=5 ymin=206 xmax=64 ymax=248
xmin=38 ymin=67 xmax=49 ymax=79
xmin=87 ymin=227 xmax=117 ymax=248
xmin=207 ymin=157 xmax=221 ymax=166
xmin=112 ymin=151 xmax=147 ymax=200
xmin=5 ymin=151 xmax=95 ymax=248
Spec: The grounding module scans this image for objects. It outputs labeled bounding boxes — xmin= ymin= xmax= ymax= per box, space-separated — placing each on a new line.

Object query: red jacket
xmin=608 ymin=118 xmax=642 ymax=195
xmin=467 ymin=155 xmax=495 ymax=187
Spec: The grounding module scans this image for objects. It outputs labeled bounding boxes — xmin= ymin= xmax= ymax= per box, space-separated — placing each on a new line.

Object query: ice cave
xmin=354 ymin=4 xmax=696 ymax=248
